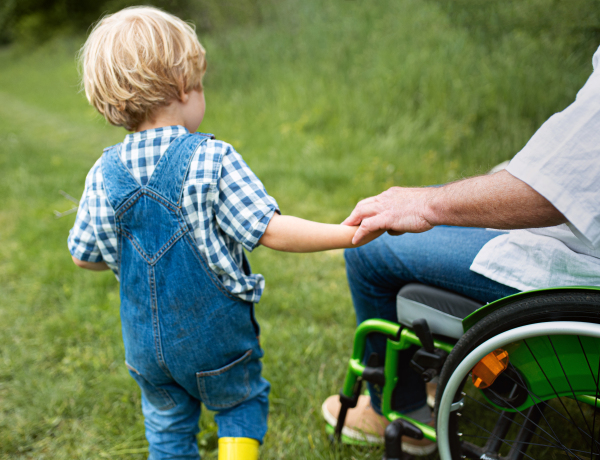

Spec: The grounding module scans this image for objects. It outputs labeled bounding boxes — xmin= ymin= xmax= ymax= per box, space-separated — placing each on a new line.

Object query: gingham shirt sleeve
xmin=68 ymin=162 xmax=103 ymax=262
xmin=214 ymin=145 xmax=279 ymax=251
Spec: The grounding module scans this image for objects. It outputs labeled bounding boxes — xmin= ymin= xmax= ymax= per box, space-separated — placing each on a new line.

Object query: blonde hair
xmin=79 ymin=6 xmax=206 ymax=131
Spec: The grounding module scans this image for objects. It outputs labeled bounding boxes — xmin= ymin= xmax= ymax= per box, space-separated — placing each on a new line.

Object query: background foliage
xmin=436 ymin=0 xmax=600 ymax=58
xmin=0 ymin=0 xmax=599 ymax=458
xmin=0 ymin=0 xmax=266 ymax=45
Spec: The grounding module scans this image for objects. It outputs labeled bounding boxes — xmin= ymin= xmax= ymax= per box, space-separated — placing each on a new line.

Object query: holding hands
xmin=342 ymin=187 xmax=435 ymax=245
xmin=342 ymin=170 xmax=566 ymax=246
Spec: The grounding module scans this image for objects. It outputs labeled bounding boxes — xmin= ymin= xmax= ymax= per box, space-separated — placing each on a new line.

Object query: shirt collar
xmin=123 ymin=125 xmax=189 ymax=145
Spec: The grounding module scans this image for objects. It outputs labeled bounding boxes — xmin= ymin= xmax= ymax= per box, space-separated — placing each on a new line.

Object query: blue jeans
xmin=102 ymin=134 xmax=269 ymax=459
xmin=345 ymin=227 xmax=519 ymax=414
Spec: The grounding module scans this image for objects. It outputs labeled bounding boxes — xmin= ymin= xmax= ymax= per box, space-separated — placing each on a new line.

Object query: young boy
xmin=69 ymin=6 xmax=381 ymax=460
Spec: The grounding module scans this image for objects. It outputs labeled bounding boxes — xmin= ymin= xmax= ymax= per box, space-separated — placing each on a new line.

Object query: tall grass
xmin=0 ymin=0 xmax=595 ymax=458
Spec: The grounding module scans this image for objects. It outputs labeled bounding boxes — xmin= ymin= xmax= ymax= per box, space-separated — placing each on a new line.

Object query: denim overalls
xmin=101 ymin=133 xmax=270 ymax=459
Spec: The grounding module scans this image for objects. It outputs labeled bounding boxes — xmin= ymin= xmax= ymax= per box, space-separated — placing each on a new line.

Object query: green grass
xmin=0 ymin=0 xmax=595 ymax=458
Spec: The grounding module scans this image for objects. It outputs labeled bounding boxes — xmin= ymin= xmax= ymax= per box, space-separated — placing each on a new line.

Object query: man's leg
xmin=346 ymin=227 xmax=519 ymax=413
xmin=324 ymin=227 xmax=518 ymax=452
xmin=345 ymin=226 xmax=519 ymax=415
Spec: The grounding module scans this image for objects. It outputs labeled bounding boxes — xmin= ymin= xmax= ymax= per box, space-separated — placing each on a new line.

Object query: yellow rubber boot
xmin=218 ymin=437 xmax=259 ymax=460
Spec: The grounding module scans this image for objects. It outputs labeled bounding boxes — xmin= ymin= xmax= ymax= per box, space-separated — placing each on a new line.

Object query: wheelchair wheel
xmin=435 ymin=290 xmax=600 ymax=460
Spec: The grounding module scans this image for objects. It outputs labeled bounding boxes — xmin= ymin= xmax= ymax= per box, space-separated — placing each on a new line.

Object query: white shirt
xmin=470 ymin=46 xmax=600 ymax=291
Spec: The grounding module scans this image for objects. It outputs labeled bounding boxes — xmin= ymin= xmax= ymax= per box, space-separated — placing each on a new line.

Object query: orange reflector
xmin=472 ymin=348 xmax=509 ymax=389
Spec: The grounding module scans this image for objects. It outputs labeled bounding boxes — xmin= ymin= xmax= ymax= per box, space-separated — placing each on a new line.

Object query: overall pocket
xmin=126 ymin=362 xmax=176 ymax=410
xmin=196 ymin=349 xmax=252 ymax=409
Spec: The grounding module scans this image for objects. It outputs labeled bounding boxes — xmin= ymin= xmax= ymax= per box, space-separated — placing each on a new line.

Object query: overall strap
xmin=101 ymin=144 xmax=141 ymax=211
xmin=146 ymin=133 xmax=214 ymax=207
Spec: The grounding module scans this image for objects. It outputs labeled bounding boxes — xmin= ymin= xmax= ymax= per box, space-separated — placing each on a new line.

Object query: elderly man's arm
xmin=344 ymin=170 xmax=567 ymax=245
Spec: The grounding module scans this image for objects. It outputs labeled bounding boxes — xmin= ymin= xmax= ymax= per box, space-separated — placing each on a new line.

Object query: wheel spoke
xmin=501 ymin=368 xmax=594 ymax=445
xmin=461 ymin=414 xmax=540 ymax=460
xmin=505 ymin=403 xmax=547 ymax=460
xmin=460 ymin=435 xmax=600 ymax=457
xmin=462 ymin=392 xmax=562 ymax=451
xmin=499 ymin=370 xmax=600 ymax=460
xmin=499 ymin=366 xmax=572 ymax=451
xmin=594 ymin=353 xmax=600 ymax=460
xmin=524 ymin=338 xmax=597 ymax=451
xmin=576 ymin=335 xmax=600 ymax=460
xmin=461 ymin=355 xmax=594 ymax=459
xmin=483 ymin=410 xmax=516 ymax=453
xmin=483 ymin=377 xmax=577 ymax=456
xmin=548 ymin=336 xmax=594 ymax=439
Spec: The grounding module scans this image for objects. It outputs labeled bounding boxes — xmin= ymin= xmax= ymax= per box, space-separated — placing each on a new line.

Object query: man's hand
xmin=343 ymin=170 xmax=566 ymax=245
xmin=343 ymin=187 xmax=435 ymax=244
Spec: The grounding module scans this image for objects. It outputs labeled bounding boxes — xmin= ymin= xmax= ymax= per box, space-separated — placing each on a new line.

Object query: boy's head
xmin=79 ymin=6 xmax=206 ymax=132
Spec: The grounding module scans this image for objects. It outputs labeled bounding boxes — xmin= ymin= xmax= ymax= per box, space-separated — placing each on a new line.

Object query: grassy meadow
xmin=0 ymin=0 xmax=596 ymax=458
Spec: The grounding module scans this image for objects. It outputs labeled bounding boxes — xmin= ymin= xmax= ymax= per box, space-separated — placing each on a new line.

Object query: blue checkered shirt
xmin=68 ymin=126 xmax=279 ymax=303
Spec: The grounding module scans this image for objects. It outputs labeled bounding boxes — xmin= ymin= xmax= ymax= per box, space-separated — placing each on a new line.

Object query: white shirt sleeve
xmin=506 ymin=48 xmax=600 ymax=249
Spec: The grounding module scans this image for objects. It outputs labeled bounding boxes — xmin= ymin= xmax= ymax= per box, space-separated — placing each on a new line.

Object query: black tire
xmin=434 ymin=289 xmax=600 ymax=460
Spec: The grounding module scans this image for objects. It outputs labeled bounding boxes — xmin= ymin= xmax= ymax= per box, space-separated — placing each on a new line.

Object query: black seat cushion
xmin=398 ymin=284 xmax=484 ymax=319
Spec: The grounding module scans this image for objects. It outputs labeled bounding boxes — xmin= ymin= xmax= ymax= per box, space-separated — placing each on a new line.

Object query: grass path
xmin=0 ymin=0 xmax=593 ymax=458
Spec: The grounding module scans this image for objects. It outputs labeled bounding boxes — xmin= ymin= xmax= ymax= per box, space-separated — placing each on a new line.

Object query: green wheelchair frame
xmin=330 ymin=286 xmax=600 ymax=460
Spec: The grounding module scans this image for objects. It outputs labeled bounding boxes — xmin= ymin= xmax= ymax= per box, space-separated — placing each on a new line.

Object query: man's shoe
xmin=322 ymin=394 xmax=437 ymax=456
xmin=426 ymin=382 xmax=437 ymax=408
xmin=322 ymin=394 xmax=388 ymax=444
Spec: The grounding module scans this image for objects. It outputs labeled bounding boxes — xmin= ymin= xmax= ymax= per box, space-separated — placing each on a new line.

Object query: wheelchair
xmin=329 ymin=284 xmax=600 ymax=459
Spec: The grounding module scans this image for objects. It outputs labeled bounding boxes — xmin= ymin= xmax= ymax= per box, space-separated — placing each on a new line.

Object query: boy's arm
xmin=72 ymin=256 xmax=110 ymax=271
xmin=258 ymin=213 xmax=384 ymax=252
xmin=212 ymin=145 xmax=382 ymax=252
xmin=69 ymin=160 xmax=113 ymax=273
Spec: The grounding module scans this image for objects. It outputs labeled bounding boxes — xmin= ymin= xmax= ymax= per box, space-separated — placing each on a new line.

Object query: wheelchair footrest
xmin=383 ymin=419 xmax=424 ymax=460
